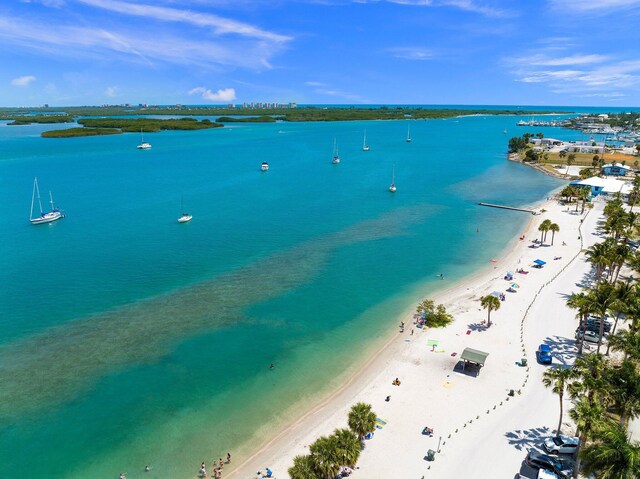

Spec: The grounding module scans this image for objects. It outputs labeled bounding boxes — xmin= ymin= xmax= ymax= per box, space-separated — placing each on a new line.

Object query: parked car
xmin=525 ymin=450 xmax=574 ymax=478
xmin=583 ymin=318 xmax=612 ymax=333
xmin=575 ymin=329 xmax=601 ymax=343
xmin=543 ymin=435 xmax=579 ymax=455
xmin=537 ymin=344 xmax=553 ymax=364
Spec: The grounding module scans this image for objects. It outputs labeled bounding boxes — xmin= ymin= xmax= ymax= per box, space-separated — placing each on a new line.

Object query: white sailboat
xmin=362 ymin=129 xmax=370 ymax=151
xmin=177 ymin=196 xmax=192 ymax=223
xmin=332 ymin=138 xmax=340 ymax=164
xmin=406 ymin=125 xmax=412 ymax=143
xmin=137 ymin=128 xmax=152 ymax=149
xmin=30 ymin=177 xmax=64 ymax=224
xmin=389 ymin=164 xmax=396 ymax=193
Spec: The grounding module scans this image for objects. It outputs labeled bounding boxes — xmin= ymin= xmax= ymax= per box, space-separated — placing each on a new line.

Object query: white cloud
xmin=549 ymin=0 xmax=640 ymax=12
xmin=11 ymin=75 xmax=36 ymax=86
xmin=387 ymin=47 xmax=435 ymax=61
xmin=0 ymin=15 xmax=285 ymax=70
xmin=105 ymin=86 xmax=118 ymax=97
xmin=189 ymin=86 xmax=236 ymax=102
xmin=305 ymin=81 xmax=326 ymax=87
xmin=528 ymin=54 xmax=609 ymax=66
xmin=357 ymin=0 xmax=512 ymax=17
xmin=76 ymin=0 xmax=291 ymax=43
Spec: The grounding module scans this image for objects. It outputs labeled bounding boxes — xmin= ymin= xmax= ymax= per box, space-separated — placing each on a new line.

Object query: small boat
xmin=389 ymin=164 xmax=396 ymax=193
xmin=332 ymin=138 xmax=340 ymax=164
xmin=177 ymin=196 xmax=192 ymax=223
xmin=406 ymin=125 xmax=412 ymax=143
xmin=30 ymin=177 xmax=64 ymax=224
xmin=137 ymin=128 xmax=152 ymax=149
xmin=261 ymin=161 xmax=269 ymax=171
xmin=362 ymin=129 xmax=370 ymax=151
xmin=503 ymin=129 xmax=507 ymax=134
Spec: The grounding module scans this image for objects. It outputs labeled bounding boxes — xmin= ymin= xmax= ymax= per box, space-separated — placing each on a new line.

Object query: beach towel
xmin=427 ymin=339 xmax=439 ymax=346
xmin=375 ymin=418 xmax=387 ymax=429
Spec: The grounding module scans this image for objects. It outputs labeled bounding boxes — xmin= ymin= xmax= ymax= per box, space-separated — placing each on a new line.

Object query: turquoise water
xmin=0 ymin=115 xmax=567 ymax=478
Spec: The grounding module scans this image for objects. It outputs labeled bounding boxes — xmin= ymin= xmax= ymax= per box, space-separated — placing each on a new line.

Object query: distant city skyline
xmin=2 ymin=0 xmax=640 ymax=107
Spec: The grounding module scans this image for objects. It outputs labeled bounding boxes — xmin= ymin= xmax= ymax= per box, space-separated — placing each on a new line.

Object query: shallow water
xmin=0 ymin=114 xmax=569 ymax=478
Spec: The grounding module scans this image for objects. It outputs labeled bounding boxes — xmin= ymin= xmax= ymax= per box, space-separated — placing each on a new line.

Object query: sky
xmin=2 ymin=0 xmax=640 ymax=107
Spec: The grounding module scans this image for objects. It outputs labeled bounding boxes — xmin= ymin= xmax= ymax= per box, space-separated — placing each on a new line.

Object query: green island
xmin=40 ymin=117 xmax=222 ymax=138
xmin=42 ymin=127 xmax=122 ymax=138
xmin=6 ymin=114 xmax=74 ymax=125
xmin=215 ymin=115 xmax=276 ymax=123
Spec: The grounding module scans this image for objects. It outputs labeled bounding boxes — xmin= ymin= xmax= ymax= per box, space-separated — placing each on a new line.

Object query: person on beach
xmin=199 ymin=463 xmax=207 ymax=478
xmin=144 ymin=465 xmax=150 ymax=472
xmin=119 ymin=473 xmax=126 ymax=479
xmin=439 ymin=273 xmax=444 ymax=280
xmin=269 ymin=363 xmax=275 ymax=370
xmin=219 ymin=458 xmax=224 ymax=469
xmin=227 ymin=452 xmax=231 ymax=463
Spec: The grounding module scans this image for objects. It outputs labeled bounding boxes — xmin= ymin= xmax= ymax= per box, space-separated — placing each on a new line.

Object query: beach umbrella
xmin=533 ymin=259 xmax=546 ymax=265
xmin=506 ymin=271 xmax=514 ymax=276
xmin=510 ymin=283 xmax=520 ymax=288
xmin=490 ymin=259 xmax=497 ymax=263
xmin=490 ymin=291 xmax=501 ymax=298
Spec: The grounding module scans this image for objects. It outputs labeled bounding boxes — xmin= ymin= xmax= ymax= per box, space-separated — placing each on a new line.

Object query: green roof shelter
xmin=460 ymin=347 xmax=489 ymax=375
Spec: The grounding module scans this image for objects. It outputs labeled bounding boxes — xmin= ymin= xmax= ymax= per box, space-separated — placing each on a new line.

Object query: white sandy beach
xmin=227 ymin=196 xmax=599 ymax=479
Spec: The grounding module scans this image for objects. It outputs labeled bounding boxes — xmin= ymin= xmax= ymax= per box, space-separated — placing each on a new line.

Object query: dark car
xmin=525 ymin=450 xmax=574 ymax=478
xmin=537 ymin=344 xmax=552 ymax=364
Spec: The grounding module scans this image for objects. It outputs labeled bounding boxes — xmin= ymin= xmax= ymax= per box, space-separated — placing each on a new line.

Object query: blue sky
xmin=2 ymin=0 xmax=640 ymax=106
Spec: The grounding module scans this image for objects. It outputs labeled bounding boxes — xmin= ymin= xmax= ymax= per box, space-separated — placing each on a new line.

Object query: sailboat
xmin=261 ymin=161 xmax=269 ymax=171
xmin=137 ymin=128 xmax=152 ymax=149
xmin=389 ymin=164 xmax=396 ymax=193
xmin=362 ymin=129 xmax=370 ymax=151
xmin=406 ymin=125 xmax=412 ymax=143
xmin=331 ymin=139 xmax=340 ymax=164
xmin=177 ymin=196 xmax=192 ymax=223
xmin=30 ymin=177 xmax=64 ymax=224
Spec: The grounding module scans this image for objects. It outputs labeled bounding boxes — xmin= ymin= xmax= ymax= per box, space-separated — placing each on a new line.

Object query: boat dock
xmin=478 ymin=203 xmax=539 ymax=215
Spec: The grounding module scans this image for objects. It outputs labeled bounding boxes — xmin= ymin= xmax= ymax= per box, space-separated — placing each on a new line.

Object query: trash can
xmin=521 ymin=358 xmax=528 ymax=367
xmin=426 ymin=449 xmax=436 ymax=461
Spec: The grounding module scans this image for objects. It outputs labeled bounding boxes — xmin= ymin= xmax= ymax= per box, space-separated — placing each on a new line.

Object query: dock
xmin=478 ymin=203 xmax=539 ymax=215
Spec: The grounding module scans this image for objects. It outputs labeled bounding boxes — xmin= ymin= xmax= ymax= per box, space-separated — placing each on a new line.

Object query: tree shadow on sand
xmin=504 ymin=425 xmax=551 ymax=452
xmin=535 ymin=335 xmax=577 ymax=367
xmin=467 ymin=321 xmax=489 ymax=332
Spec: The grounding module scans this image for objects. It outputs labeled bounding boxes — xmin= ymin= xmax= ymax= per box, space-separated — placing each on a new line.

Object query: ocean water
xmin=0 ymin=114 xmax=568 ymax=478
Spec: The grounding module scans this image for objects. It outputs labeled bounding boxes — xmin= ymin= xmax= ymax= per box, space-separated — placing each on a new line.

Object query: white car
xmin=543 ymin=435 xmax=579 ymax=454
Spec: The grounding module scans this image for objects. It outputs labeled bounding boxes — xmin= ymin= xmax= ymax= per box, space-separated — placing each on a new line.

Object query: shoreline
xmin=508 ymin=152 xmax=574 ymax=180
xmin=226 ymin=196 xmax=551 ymax=479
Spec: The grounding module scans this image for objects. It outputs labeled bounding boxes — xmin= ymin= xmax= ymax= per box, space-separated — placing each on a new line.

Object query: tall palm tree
xmin=480 ymin=295 xmax=501 ymax=327
xmin=549 ymin=223 xmax=560 ymax=245
xmin=569 ymin=353 xmax=609 ymax=403
xmin=605 ymin=281 xmax=633 ymax=355
xmin=569 ymin=396 xmax=607 ymax=478
xmin=606 ymin=359 xmax=640 ymax=426
xmin=289 ymin=455 xmax=318 ymax=479
xmin=566 ymin=152 xmax=576 ymax=175
xmin=332 ymin=428 xmax=361 ymax=466
xmin=539 ymin=219 xmax=552 ymax=243
xmin=309 ymin=435 xmax=341 ymax=479
xmin=567 ymin=292 xmax=594 ymax=354
xmin=585 ymin=242 xmax=611 ymax=281
xmin=542 ymin=367 xmax=573 ymax=436
xmin=580 ymin=421 xmax=640 ymax=479
xmin=608 ymin=329 xmax=640 ymax=362
xmin=584 ymin=282 xmax=616 ymax=353
xmin=347 ymin=403 xmax=377 ymax=440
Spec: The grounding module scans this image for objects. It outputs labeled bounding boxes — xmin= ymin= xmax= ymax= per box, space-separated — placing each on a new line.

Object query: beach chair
xmin=425 ymin=449 xmax=436 ymax=461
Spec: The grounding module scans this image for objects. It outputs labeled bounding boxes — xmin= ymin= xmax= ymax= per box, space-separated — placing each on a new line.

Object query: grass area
xmin=540 ymin=151 xmax=638 ymax=167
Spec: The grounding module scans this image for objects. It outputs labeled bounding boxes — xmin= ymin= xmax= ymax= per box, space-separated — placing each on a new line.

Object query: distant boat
xmin=177 ymin=196 xmax=192 ymax=223
xmin=406 ymin=125 xmax=412 ymax=143
xmin=362 ymin=129 xmax=370 ymax=151
xmin=30 ymin=177 xmax=64 ymax=225
xmin=389 ymin=164 xmax=396 ymax=193
xmin=261 ymin=161 xmax=269 ymax=171
xmin=332 ymin=138 xmax=340 ymax=164
xmin=137 ymin=128 xmax=152 ymax=150
xmin=503 ymin=129 xmax=507 ymax=134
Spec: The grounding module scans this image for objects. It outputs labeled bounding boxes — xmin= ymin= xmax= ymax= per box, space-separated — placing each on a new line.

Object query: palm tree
xmin=289 ymin=455 xmax=318 ymax=479
xmin=584 ymin=282 xmax=616 ymax=353
xmin=309 ymin=435 xmax=341 ymax=479
xmin=567 ymin=292 xmax=594 ymax=354
xmin=332 ymin=428 xmax=361 ymax=466
xmin=606 ymin=359 xmax=640 ymax=426
xmin=569 ymin=396 xmax=607 ymax=478
xmin=580 ymin=421 xmax=640 ymax=479
xmin=559 ymin=150 xmax=567 ymax=161
xmin=542 ymin=367 xmax=573 ymax=436
xmin=347 ymin=402 xmax=377 ymax=440
xmin=608 ymin=329 xmax=640 ymax=362
xmin=548 ymin=223 xmax=560 ymax=245
xmin=569 ymin=353 xmax=609 ymax=403
xmin=480 ymin=294 xmax=501 ymax=327
xmin=605 ymin=281 xmax=633 ymax=355
xmin=585 ymin=242 xmax=612 ymax=282
xmin=566 ymin=152 xmax=576 ymax=175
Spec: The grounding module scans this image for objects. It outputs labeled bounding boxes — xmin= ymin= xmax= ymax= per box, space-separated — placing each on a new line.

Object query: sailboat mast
xmin=49 ymin=191 xmax=55 ymax=211
xmin=30 ymin=178 xmax=36 ymax=219
xmin=35 ymin=178 xmax=44 ymax=214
